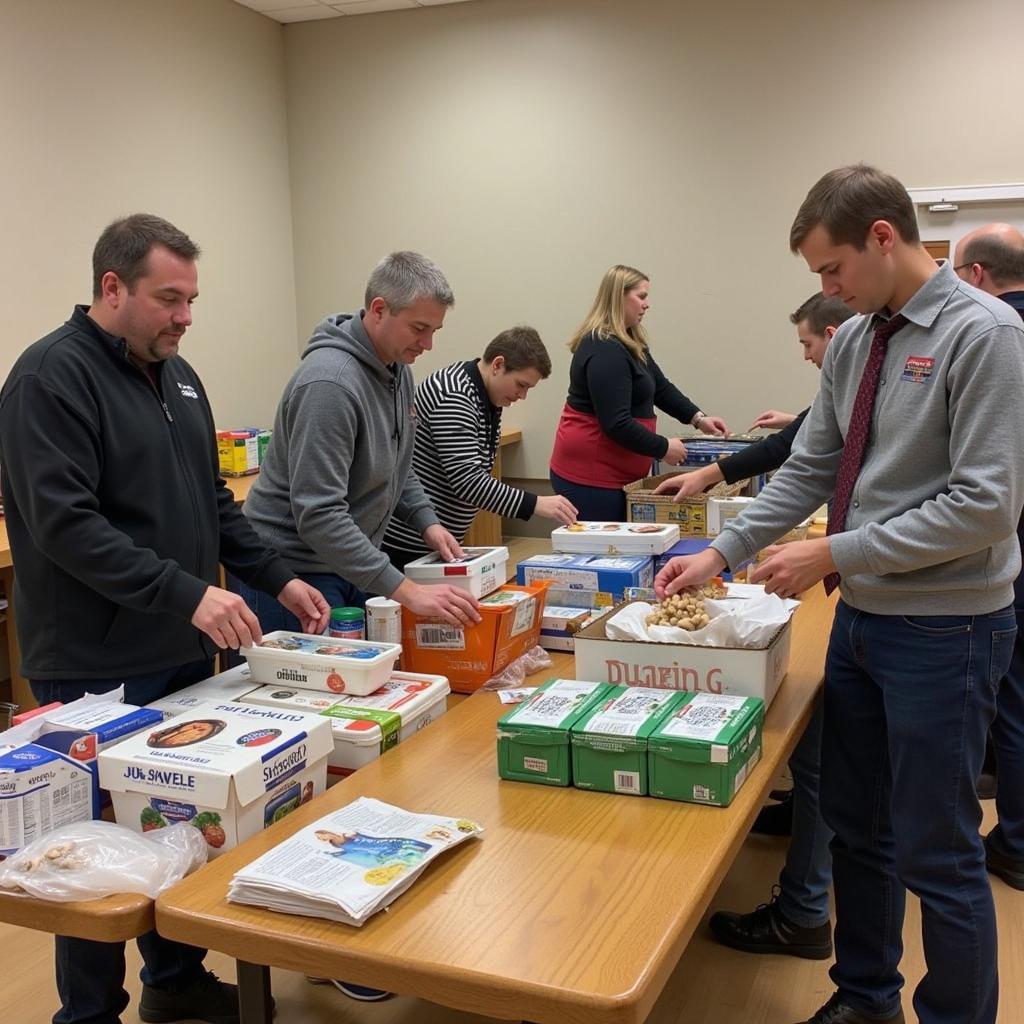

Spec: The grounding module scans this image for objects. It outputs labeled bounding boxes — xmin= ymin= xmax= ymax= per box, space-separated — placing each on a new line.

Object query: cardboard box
xmin=647 ymin=693 xmax=764 ymax=806
xmin=551 ymin=521 xmax=678 ymax=556
xmin=707 ymin=496 xmax=757 ymax=536
xmin=517 ymin=552 xmax=654 ymax=599
xmin=404 ymin=546 xmax=508 ymax=598
xmin=99 ymin=702 xmax=333 ymax=856
xmin=242 ymin=632 xmax=402 ymax=697
xmin=496 ymin=679 xmax=611 ymax=786
xmin=681 ymin=437 xmax=758 ymax=466
xmin=240 ymin=671 xmax=450 ymax=781
xmin=401 ymin=581 xmax=550 ymax=694
xmin=570 ymin=687 xmax=685 ymax=796
xmin=572 ymin=599 xmax=792 ymax=706
xmin=625 ymin=474 xmax=747 ymax=536
xmin=0 ymin=744 xmax=94 ymax=857
xmin=217 ymin=429 xmax=261 ymax=477
xmin=146 ymin=664 xmax=260 ymax=719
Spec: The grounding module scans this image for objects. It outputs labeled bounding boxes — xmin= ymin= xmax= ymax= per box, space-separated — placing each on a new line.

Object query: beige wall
xmin=284 ymin=0 xmax=1024 ymax=479
xmin=0 ymin=0 xmax=298 ymax=428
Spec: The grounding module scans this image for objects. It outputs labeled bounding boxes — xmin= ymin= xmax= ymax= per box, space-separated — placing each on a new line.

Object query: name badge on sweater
xmin=901 ymin=356 xmax=934 ymax=384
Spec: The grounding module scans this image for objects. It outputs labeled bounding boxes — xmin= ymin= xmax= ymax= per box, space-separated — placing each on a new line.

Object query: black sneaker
xmin=751 ymin=789 xmax=793 ymax=836
xmin=709 ymin=886 xmax=832 ymax=960
xmin=985 ymin=832 xmax=1024 ymax=890
xmin=795 ymin=991 xmax=905 ymax=1023
xmin=139 ymin=971 xmax=241 ymax=1024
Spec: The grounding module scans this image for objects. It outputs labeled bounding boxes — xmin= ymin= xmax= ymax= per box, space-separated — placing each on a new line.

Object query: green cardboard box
xmin=647 ymin=693 xmax=764 ymax=806
xmin=497 ymin=678 xmax=610 ymax=786
xmin=570 ymin=686 xmax=686 ymax=796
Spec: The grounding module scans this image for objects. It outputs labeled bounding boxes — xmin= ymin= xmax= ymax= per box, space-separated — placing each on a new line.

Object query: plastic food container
xmin=240 ymin=671 xmax=450 ymax=781
xmin=240 ymin=632 xmax=402 ymax=697
xmin=551 ymin=522 xmax=678 ymax=556
xmin=403 ymin=546 xmax=509 ymax=598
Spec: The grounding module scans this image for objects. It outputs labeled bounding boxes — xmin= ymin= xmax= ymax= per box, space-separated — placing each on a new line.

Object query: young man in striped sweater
xmin=383 ymin=326 xmax=577 ymax=569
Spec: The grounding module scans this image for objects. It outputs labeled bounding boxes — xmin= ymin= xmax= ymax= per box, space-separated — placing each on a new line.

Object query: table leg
xmin=236 ymin=960 xmax=273 ymax=1024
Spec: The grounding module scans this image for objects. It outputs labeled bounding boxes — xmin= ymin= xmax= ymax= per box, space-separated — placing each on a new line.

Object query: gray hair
xmin=364 ymin=251 xmax=454 ymax=311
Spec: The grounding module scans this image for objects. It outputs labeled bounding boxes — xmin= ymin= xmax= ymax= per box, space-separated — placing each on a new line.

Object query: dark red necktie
xmin=823 ymin=313 xmax=909 ymax=595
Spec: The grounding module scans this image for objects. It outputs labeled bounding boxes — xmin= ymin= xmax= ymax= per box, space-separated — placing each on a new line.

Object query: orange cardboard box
xmin=400 ymin=581 xmax=551 ymax=694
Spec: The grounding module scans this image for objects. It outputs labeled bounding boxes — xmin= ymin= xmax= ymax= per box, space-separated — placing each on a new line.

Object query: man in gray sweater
xmin=656 ymin=165 xmax=1024 ymax=1024
xmin=241 ymin=252 xmax=480 ymax=632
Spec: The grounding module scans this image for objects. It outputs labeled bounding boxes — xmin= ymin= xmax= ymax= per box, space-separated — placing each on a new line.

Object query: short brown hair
xmin=92 ymin=214 xmax=200 ymax=297
xmin=789 ymin=294 xmax=857 ymax=335
xmin=959 ymin=234 xmax=1024 ymax=289
xmin=482 ymin=326 xmax=551 ymax=378
xmin=789 ymin=164 xmax=920 ymax=253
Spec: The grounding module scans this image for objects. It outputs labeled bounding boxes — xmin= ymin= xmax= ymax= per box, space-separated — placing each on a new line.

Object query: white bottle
xmin=365 ymin=596 xmax=402 ymax=645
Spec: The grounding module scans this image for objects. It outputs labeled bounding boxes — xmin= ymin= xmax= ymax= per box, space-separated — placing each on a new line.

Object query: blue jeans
xmin=989 ymin=609 xmax=1024 ymax=859
xmin=238 ymin=571 xmax=367 ymax=634
xmin=777 ymin=698 xmax=834 ymax=929
xmin=550 ymin=468 xmax=632 ymax=522
xmin=29 ymin=661 xmax=214 ymax=1024
xmin=822 ymin=601 xmax=1014 ymax=1024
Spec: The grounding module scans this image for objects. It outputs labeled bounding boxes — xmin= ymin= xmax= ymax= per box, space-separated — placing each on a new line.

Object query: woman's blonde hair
xmin=568 ymin=264 xmax=650 ymax=361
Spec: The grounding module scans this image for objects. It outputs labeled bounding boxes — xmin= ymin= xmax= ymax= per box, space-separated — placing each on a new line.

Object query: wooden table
xmin=0 ymin=889 xmax=154 ymax=944
xmin=155 ymin=585 xmax=836 ymax=1024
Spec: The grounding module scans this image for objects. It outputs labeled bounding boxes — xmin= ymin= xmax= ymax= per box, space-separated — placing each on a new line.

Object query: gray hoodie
xmin=244 ymin=311 xmax=439 ymax=597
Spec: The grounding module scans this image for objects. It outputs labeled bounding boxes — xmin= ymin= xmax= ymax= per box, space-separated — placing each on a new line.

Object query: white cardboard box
xmin=551 ymin=522 xmax=678 ymax=556
xmin=0 ymin=744 xmax=95 ymax=857
xmin=404 ymin=546 xmax=509 ymax=598
xmin=706 ymin=496 xmax=757 ymax=536
xmin=241 ymin=632 xmax=402 ymax=697
xmin=572 ymin=603 xmax=792 ymax=707
xmin=99 ymin=702 xmax=333 ymax=857
xmin=240 ymin=671 xmax=450 ymax=781
xmin=147 ymin=664 xmax=259 ymax=719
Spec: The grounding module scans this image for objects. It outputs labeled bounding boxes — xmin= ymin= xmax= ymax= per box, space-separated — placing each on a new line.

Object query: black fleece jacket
xmin=0 ymin=306 xmax=294 ymax=681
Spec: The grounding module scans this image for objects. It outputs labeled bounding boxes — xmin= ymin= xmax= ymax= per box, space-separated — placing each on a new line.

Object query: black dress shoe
xmin=795 ymin=991 xmax=905 ymax=1024
xmin=709 ymin=886 xmax=832 ymax=959
xmin=751 ymin=789 xmax=793 ymax=836
xmin=985 ymin=832 xmax=1024 ymax=890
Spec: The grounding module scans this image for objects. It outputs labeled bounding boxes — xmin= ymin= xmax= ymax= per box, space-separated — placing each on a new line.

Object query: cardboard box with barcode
xmin=241 ymin=632 xmax=402 ymax=697
xmin=516 ymin=552 xmax=654 ymax=600
xmin=551 ymin=521 xmax=678 ymax=555
xmin=0 ymin=745 xmax=94 ymax=857
xmin=647 ymin=693 xmax=764 ymax=806
xmin=401 ymin=581 xmax=550 ymax=694
xmin=497 ymin=678 xmax=611 ymax=786
xmin=98 ymin=702 xmax=333 ymax=857
xmin=572 ymin=598 xmax=792 ymax=706
xmin=240 ymin=671 xmax=449 ymax=782
xmin=625 ymin=474 xmax=748 ymax=537
xmin=404 ymin=546 xmax=508 ymax=599
xmin=570 ymin=686 xmax=686 ymax=796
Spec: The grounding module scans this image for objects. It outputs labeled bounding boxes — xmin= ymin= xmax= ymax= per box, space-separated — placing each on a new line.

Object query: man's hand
xmin=654 ymin=549 xmax=727 ymax=599
xmin=698 ymin=415 xmax=730 ymax=437
xmin=393 ymin=579 xmax=482 ymax=628
xmin=535 ymin=494 xmax=578 ymax=525
xmin=653 ymin=463 xmax=724 ymax=502
xmin=749 ymin=537 xmax=835 ymax=598
xmin=748 ymin=409 xmax=797 ymax=431
xmin=423 ymin=524 xmax=465 ymax=562
xmin=277 ymin=579 xmax=331 ymax=635
xmin=663 ymin=437 xmax=688 ymax=466
xmin=191 ymin=585 xmax=263 ymax=650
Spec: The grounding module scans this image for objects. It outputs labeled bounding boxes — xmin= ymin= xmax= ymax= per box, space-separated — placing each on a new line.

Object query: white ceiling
xmin=232 ymin=0 xmax=477 ymax=23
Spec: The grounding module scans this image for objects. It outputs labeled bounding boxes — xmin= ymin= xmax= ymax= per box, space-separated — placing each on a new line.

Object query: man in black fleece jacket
xmin=0 ymin=214 xmax=329 ymax=1024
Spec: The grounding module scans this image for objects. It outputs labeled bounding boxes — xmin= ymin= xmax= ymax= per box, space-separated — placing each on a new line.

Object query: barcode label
xmin=415 ymin=624 xmax=466 ymax=649
xmin=510 ymin=596 xmax=537 ymax=637
xmin=693 ymin=784 xmax=712 ymax=802
xmin=614 ymin=771 xmax=641 ymax=794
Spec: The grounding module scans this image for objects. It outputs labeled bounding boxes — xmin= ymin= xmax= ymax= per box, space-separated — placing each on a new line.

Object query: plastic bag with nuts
xmin=0 ymin=820 xmax=207 ymax=901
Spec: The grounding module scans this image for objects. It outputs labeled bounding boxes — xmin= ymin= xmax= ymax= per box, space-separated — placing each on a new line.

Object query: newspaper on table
xmin=227 ymin=796 xmax=483 ymax=926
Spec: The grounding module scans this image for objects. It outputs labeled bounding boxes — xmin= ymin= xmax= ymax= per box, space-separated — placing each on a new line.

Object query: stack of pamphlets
xmin=227 ymin=797 xmax=483 ymax=926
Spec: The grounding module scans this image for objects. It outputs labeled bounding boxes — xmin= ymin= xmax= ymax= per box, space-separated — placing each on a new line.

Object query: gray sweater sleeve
xmin=285 ymin=379 xmax=405 ymax=598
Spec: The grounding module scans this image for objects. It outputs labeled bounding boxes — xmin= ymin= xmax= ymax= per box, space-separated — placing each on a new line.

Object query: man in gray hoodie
xmin=656 ymin=166 xmax=1024 ymax=1024
xmin=241 ymin=251 xmax=480 ymax=630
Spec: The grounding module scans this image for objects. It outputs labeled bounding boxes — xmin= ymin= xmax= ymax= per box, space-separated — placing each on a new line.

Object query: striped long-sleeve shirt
xmin=382 ymin=360 xmax=537 ymax=560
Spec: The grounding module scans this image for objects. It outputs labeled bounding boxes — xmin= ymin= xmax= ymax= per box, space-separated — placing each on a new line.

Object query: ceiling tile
xmin=330 ymin=0 xmax=417 ymax=11
xmin=269 ymin=5 xmax=343 ymax=21
xmin=235 ymin=0 xmax=315 ymax=11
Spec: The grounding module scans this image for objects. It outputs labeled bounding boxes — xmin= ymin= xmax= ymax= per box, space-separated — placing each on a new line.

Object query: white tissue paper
xmin=605 ymin=584 xmax=799 ymax=649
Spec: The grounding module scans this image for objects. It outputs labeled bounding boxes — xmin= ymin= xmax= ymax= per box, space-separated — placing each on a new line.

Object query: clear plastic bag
xmin=0 ymin=820 xmax=208 ymax=901
xmin=481 ymin=645 xmax=553 ymax=690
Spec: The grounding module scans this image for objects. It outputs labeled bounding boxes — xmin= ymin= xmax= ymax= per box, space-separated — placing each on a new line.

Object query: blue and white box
xmin=516 ymin=553 xmax=654 ymax=600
